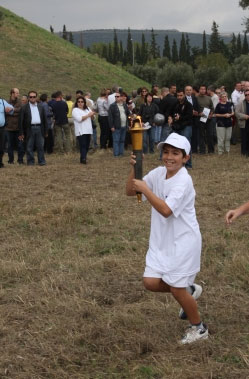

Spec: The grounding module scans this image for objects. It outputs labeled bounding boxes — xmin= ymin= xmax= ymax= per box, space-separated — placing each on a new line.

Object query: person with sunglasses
xmin=19 ymin=91 xmax=48 ymax=166
xmin=72 ymin=96 xmax=95 ymax=164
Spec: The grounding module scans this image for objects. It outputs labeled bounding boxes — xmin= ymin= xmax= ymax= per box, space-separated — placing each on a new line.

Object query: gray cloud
xmin=0 ymin=0 xmax=246 ymax=33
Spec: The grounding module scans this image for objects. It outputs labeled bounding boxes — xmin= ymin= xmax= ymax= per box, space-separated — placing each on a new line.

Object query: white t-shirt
xmin=72 ymin=107 xmax=93 ymax=136
xmin=143 ymin=166 xmax=201 ymax=278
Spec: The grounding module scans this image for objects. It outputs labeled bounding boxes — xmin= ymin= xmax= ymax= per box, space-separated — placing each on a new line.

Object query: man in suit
xmin=19 ymin=90 xmax=48 ymax=166
xmin=185 ymin=85 xmax=200 ymax=153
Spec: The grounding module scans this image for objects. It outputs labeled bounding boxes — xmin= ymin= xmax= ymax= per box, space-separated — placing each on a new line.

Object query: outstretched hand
xmin=225 ymin=209 xmax=240 ymax=224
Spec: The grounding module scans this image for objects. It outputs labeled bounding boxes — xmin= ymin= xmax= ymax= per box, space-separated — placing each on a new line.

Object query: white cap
xmin=157 ymin=133 xmax=191 ymax=155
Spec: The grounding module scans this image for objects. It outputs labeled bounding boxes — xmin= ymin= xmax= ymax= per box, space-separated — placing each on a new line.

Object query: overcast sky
xmin=0 ymin=0 xmax=247 ymax=34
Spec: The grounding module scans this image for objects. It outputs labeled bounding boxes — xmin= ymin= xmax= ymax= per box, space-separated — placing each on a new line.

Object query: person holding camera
xmin=168 ymin=89 xmax=193 ymax=168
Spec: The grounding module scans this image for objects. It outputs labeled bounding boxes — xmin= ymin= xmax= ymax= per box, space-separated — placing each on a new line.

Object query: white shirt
xmin=72 ymin=107 xmax=93 ymax=136
xmin=231 ymin=89 xmax=242 ymax=106
xmin=211 ymin=94 xmax=219 ymax=109
xmin=107 ymin=93 xmax=116 ymax=109
xmin=143 ymin=166 xmax=201 ymax=277
xmin=29 ymin=102 xmax=41 ymax=124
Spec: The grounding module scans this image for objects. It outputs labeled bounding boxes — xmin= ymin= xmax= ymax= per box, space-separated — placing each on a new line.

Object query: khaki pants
xmin=54 ymin=123 xmax=72 ymax=153
xmin=216 ymin=126 xmax=232 ymax=154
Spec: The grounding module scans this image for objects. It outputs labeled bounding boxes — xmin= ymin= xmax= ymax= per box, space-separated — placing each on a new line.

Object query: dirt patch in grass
xmin=0 ymin=145 xmax=249 ymax=378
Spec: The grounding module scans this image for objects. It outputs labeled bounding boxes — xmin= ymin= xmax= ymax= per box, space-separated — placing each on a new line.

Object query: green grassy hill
xmin=0 ymin=7 xmax=149 ymax=99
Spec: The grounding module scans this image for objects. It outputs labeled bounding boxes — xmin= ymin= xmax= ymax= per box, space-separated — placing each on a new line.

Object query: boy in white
xmin=126 ymin=133 xmax=208 ymax=344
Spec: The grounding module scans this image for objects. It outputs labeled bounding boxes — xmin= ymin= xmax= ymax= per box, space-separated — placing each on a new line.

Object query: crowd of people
xmin=1 ymin=80 xmax=249 ymax=168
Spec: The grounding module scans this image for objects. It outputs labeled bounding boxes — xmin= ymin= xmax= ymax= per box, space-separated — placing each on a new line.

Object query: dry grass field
xmin=0 ymin=144 xmax=249 ymax=379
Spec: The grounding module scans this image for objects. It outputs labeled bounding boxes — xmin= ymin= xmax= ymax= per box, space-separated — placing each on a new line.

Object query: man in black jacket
xmin=19 ymin=91 xmax=48 ymax=166
xmin=108 ymin=92 xmax=130 ymax=157
xmin=168 ymin=89 xmax=193 ymax=168
xmin=185 ymin=85 xmax=200 ymax=153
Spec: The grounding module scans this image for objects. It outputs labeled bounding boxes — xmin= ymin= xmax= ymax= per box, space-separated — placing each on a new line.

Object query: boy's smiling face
xmin=162 ymin=144 xmax=189 ymax=178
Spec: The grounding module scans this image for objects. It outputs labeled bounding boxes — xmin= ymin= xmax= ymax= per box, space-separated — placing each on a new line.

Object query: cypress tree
xmin=230 ymin=33 xmax=237 ymax=62
xmin=141 ymin=33 xmax=148 ymax=64
xmin=242 ymin=32 xmax=249 ymax=54
xmin=202 ymin=31 xmax=207 ymax=56
xmin=62 ymin=25 xmax=67 ymax=40
xmin=163 ymin=35 xmax=171 ymax=60
xmin=150 ymin=28 xmax=158 ymax=59
xmin=79 ymin=31 xmax=84 ymax=49
xmin=185 ymin=34 xmax=191 ymax=62
xmin=102 ymin=44 xmax=108 ymax=60
xmin=50 ymin=25 xmax=54 ymax=33
xmin=126 ymin=28 xmax=133 ymax=65
xmin=179 ymin=33 xmax=187 ymax=62
xmin=237 ymin=33 xmax=242 ymax=56
xmin=208 ymin=21 xmax=221 ymax=53
xmin=172 ymin=39 xmax=179 ymax=63
xmin=113 ymin=29 xmax=119 ymax=64
xmin=108 ymin=43 xmax=113 ymax=63
xmin=119 ymin=41 xmax=124 ymax=62
xmin=135 ymin=43 xmax=141 ymax=64
xmin=69 ymin=32 xmax=74 ymax=44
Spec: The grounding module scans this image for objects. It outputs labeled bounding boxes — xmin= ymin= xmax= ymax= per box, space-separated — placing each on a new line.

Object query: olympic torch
xmin=129 ymin=115 xmax=144 ymax=203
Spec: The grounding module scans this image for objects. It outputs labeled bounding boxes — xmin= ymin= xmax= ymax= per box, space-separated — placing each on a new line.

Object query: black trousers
xmin=98 ymin=115 xmax=109 ymax=149
xmin=199 ymin=120 xmax=214 ymax=154
xmin=240 ymin=125 xmax=249 ymax=156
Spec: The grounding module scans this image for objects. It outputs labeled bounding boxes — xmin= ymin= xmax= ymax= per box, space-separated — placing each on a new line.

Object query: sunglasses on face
xmin=29 ymin=96 xmax=36 ymax=98
xmin=115 ymin=96 xmax=120 ymax=98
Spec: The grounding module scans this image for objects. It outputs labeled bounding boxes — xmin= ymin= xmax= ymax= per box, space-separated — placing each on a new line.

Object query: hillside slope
xmin=0 ymin=7 xmax=149 ymax=98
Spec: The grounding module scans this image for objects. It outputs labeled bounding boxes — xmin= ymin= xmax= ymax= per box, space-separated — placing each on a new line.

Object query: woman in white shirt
xmin=72 ymin=96 xmax=95 ymax=164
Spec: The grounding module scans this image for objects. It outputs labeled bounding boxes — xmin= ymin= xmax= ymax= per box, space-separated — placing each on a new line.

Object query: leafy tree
xmin=202 ymin=31 xmax=207 ymax=56
xmin=163 ymin=35 xmax=171 ymax=60
xmin=69 ymin=32 xmax=74 ymax=44
xmin=237 ymin=33 xmax=242 ymax=56
xmin=233 ymin=54 xmax=249 ymax=80
xmin=62 ymin=25 xmax=67 ymax=40
xmin=208 ymin=21 xmax=222 ymax=53
xmin=172 ymin=39 xmax=179 ymax=63
xmin=242 ymin=32 xmax=249 ymax=54
xmin=126 ymin=28 xmax=133 ymax=65
xmin=239 ymin=0 xmax=249 ymax=31
xmin=113 ymin=29 xmax=119 ymax=64
xmin=50 ymin=25 xmax=54 ymax=33
xmin=179 ymin=33 xmax=187 ymax=62
xmin=158 ymin=62 xmax=194 ymax=88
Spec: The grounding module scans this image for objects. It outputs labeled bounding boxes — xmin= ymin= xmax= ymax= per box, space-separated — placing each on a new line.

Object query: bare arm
xmin=225 ymin=200 xmax=249 ymax=224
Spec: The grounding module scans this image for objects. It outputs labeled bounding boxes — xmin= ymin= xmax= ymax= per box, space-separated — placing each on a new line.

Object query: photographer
xmin=168 ymin=89 xmax=193 ymax=168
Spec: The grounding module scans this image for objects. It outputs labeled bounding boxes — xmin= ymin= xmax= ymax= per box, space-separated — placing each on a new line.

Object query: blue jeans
xmin=177 ymin=126 xmax=192 ymax=168
xmin=6 ymin=130 xmax=25 ymax=163
xmin=112 ymin=128 xmax=126 ymax=156
xmin=77 ymin=134 xmax=91 ymax=161
xmin=143 ymin=126 xmax=155 ymax=153
xmin=26 ymin=125 xmax=45 ymax=165
xmin=154 ymin=126 xmax=162 ymax=143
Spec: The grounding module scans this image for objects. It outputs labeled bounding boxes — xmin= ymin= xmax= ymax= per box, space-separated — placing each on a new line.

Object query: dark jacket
xmin=159 ymin=94 xmax=177 ymax=120
xmin=6 ymin=98 xmax=22 ymax=131
xmin=139 ymin=102 xmax=159 ymax=125
xmin=51 ymin=100 xmax=68 ymax=125
xmin=19 ymin=102 xmax=48 ymax=138
xmin=108 ymin=102 xmax=130 ymax=130
xmin=170 ymin=98 xmax=193 ymax=129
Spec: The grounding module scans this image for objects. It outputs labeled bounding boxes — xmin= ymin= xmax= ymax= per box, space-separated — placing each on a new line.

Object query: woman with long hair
xmin=72 ymin=96 xmax=95 ymax=164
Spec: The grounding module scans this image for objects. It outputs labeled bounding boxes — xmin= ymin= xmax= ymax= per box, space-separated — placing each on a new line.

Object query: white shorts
xmin=143 ymin=265 xmax=196 ymax=288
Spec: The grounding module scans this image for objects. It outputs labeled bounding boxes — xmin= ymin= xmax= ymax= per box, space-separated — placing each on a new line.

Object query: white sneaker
xmin=179 ymin=284 xmax=203 ymax=320
xmin=180 ymin=324 xmax=208 ymax=345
